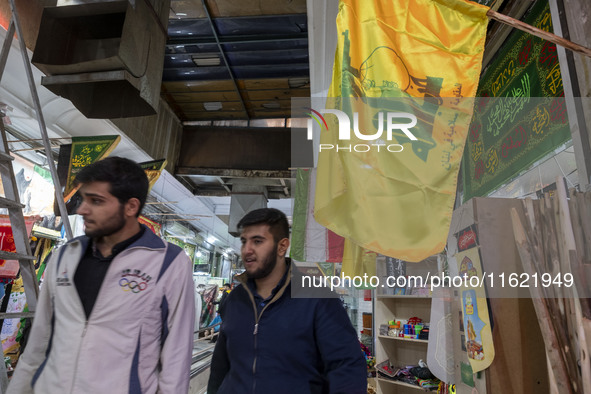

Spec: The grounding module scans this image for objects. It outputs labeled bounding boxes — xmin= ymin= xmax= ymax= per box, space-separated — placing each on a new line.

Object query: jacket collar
xmin=66 ymin=224 xmax=166 ymax=251
xmin=238 ymin=258 xmax=293 ymax=304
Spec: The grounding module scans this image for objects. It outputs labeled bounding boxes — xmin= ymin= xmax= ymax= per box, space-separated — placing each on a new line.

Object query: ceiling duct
xmin=228 ymin=184 xmax=268 ymax=237
xmin=31 ymin=0 xmax=170 ymax=118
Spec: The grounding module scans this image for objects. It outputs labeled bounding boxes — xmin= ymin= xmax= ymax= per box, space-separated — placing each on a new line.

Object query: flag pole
xmin=487 ymin=9 xmax=591 ymax=59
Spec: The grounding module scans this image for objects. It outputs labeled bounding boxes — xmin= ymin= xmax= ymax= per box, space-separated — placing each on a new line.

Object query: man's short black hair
xmin=237 ymin=208 xmax=289 ymax=243
xmin=223 ymin=283 xmax=231 ymax=289
xmin=74 ymin=156 xmax=149 ymax=217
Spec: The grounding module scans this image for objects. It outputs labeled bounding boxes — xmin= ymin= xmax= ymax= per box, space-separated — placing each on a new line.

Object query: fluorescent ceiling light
xmin=288 ymin=77 xmax=309 ymax=88
xmin=192 ymin=54 xmax=221 ymax=67
xmin=262 ymin=102 xmax=281 ymax=109
xmin=204 ymin=102 xmax=223 ymax=111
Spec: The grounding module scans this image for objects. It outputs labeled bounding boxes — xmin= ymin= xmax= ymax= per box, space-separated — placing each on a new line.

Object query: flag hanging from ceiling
xmin=291 ymin=168 xmax=344 ymax=263
xmin=314 ymin=0 xmax=489 ymax=263
xmin=138 ymin=215 xmax=162 ymax=236
xmin=139 ymin=159 xmax=167 ymax=192
xmin=341 ymin=239 xmax=377 ymax=286
xmin=63 ymin=135 xmax=121 ymax=201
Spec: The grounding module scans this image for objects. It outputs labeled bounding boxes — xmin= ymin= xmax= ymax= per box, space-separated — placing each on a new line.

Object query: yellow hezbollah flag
xmin=314 ymin=0 xmax=489 ymax=262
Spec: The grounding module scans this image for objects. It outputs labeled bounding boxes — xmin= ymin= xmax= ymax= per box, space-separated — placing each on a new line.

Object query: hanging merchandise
xmin=427 ymin=286 xmax=455 ymax=383
xmin=165 ymin=236 xmax=196 ymax=264
xmin=0 ymin=216 xmax=38 ymax=279
xmin=313 ymin=0 xmax=490 ymax=263
xmin=463 ymin=0 xmax=571 ymax=201
xmin=316 ymin=262 xmax=335 ymax=277
xmin=138 ymin=216 xmax=162 ymax=236
xmin=7 ymin=155 xmax=56 ymax=216
xmin=1 ymin=278 xmax=27 ymax=356
xmin=200 ymin=284 xmax=218 ymax=328
xmin=33 ymin=237 xmax=55 ymax=281
xmin=341 ymin=242 xmax=377 ymax=283
xmin=460 ymin=362 xmax=475 ymax=387
xmin=59 ymin=135 xmax=121 ymax=202
xmin=138 ymin=159 xmax=167 ymax=192
xmin=454 ymin=247 xmax=494 ymax=372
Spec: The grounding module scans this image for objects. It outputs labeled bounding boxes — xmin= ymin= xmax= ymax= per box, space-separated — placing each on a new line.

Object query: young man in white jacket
xmin=8 ymin=157 xmax=195 ymax=394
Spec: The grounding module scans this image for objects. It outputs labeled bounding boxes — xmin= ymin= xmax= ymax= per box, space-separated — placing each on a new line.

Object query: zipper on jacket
xmin=252 ymin=315 xmax=263 ymax=393
xmin=252 ymin=329 xmax=258 ymax=393
xmin=240 ymin=269 xmax=292 ymax=394
xmin=69 ymin=321 xmax=89 ymax=393
xmin=252 ymin=317 xmax=260 ymax=391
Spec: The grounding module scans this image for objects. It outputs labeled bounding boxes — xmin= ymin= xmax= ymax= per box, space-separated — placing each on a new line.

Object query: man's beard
xmin=246 ymin=243 xmax=278 ymax=280
xmin=85 ymin=205 xmax=126 ymax=238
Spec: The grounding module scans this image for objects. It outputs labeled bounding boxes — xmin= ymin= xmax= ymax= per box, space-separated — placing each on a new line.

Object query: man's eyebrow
xmin=80 ymin=192 xmax=106 ymax=199
xmin=241 ymin=235 xmax=266 ymax=241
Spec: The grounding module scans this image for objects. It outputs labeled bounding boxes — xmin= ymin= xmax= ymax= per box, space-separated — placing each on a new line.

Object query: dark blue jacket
xmin=207 ymin=261 xmax=367 ymax=394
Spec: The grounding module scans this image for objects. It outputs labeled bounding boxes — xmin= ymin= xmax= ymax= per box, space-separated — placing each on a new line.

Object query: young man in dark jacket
xmin=207 ymin=208 xmax=367 ymax=394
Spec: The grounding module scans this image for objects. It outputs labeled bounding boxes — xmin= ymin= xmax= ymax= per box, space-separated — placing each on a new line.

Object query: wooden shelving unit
xmin=376 ymin=295 xmax=431 ymax=299
xmin=376 ymin=377 xmax=431 ymax=392
xmin=374 ymin=256 xmax=438 ymax=394
xmin=377 ymin=335 xmax=429 ymax=344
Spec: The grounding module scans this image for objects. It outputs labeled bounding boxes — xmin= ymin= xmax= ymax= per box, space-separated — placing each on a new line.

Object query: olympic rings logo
xmin=119 ymin=278 xmax=148 ymax=293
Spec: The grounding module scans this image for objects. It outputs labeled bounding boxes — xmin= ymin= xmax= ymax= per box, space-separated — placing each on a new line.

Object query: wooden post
xmin=510 ymin=207 xmax=574 ymax=393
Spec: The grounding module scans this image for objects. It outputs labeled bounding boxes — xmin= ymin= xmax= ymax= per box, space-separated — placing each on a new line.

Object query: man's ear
xmin=277 ymin=238 xmax=290 ymax=257
xmin=125 ymin=198 xmax=141 ymax=218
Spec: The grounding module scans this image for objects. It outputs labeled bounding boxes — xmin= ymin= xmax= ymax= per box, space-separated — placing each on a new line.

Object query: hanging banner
xmin=455 ymin=247 xmax=494 ymax=372
xmin=312 ymin=0 xmax=490 ymax=262
xmin=138 ymin=215 xmax=162 ymax=236
xmin=341 ymin=241 xmax=377 ymax=282
xmin=63 ymin=135 xmax=121 ymax=201
xmin=462 ymin=0 xmax=571 ymax=201
xmin=317 ymin=262 xmax=335 ymax=277
xmin=457 ymin=224 xmax=480 ymax=252
xmin=427 ymin=287 xmax=455 ymax=383
xmin=0 ymin=216 xmax=38 ymax=278
xmin=139 ymin=159 xmax=167 ymax=192
xmin=291 ymin=168 xmax=344 ymax=263
xmin=165 ymin=236 xmax=196 ymax=263
xmin=0 ymin=155 xmax=57 ymax=216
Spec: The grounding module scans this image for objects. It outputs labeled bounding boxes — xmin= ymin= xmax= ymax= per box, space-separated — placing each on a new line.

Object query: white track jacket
xmin=8 ymin=226 xmax=195 ymax=394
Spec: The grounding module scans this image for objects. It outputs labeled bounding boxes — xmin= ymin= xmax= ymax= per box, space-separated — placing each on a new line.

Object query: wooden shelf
xmin=378 ymin=335 xmax=428 ymax=344
xmin=376 ymin=294 xmax=431 ymax=299
xmin=375 ymin=259 xmax=436 ymax=394
xmin=376 ymin=377 xmax=429 ymax=391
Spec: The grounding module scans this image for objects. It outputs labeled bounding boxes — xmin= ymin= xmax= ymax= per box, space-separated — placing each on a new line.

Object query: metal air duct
xmin=228 ymin=184 xmax=268 ymax=237
xmin=32 ymin=0 xmax=170 ymax=118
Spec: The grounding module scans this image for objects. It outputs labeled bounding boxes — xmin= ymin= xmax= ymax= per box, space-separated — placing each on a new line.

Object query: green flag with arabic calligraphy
xmin=64 ymin=135 xmax=121 ymax=201
xmin=139 ymin=159 xmax=167 ymax=192
xmin=462 ymin=0 xmax=571 ymax=201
